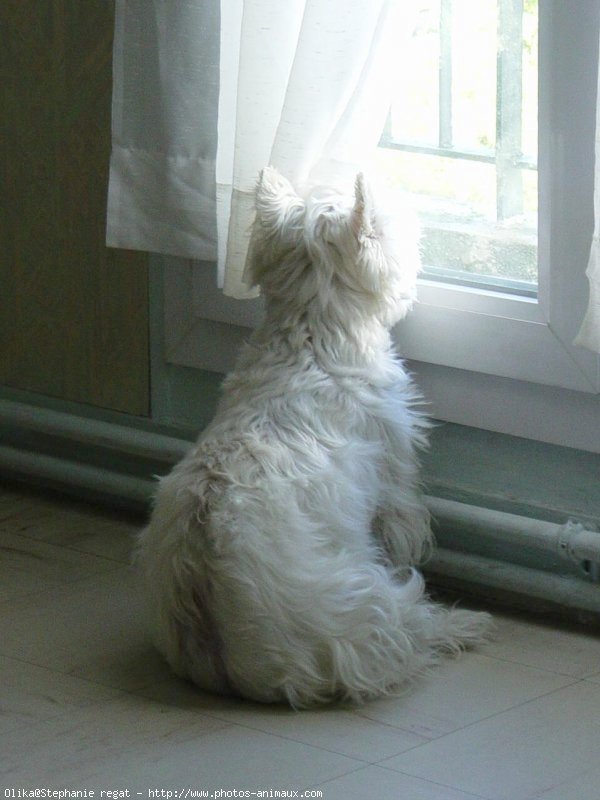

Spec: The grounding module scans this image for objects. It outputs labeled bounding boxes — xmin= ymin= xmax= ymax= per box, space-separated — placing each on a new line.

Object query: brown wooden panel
xmin=0 ymin=1 xmax=149 ymax=416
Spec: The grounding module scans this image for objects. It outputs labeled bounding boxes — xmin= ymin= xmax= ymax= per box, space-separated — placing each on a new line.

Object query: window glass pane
xmin=377 ymin=0 xmax=538 ymax=294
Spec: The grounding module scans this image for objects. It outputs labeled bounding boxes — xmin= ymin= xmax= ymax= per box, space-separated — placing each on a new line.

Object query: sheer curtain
xmin=106 ymin=0 xmax=220 ymax=263
xmin=575 ymin=54 xmax=600 ymax=353
xmin=217 ymin=0 xmax=405 ymax=297
xmin=106 ymin=0 xmax=406 ymax=299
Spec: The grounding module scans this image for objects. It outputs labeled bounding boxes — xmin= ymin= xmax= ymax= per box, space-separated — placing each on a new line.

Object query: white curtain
xmin=217 ymin=0 xmax=404 ymax=297
xmin=107 ymin=1 xmax=220 ymax=263
xmin=574 ymin=51 xmax=600 ymax=353
xmin=107 ymin=0 xmax=406 ymax=299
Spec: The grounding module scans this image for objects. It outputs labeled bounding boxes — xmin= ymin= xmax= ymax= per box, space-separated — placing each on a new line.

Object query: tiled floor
xmin=2 ymin=483 xmax=600 ymax=799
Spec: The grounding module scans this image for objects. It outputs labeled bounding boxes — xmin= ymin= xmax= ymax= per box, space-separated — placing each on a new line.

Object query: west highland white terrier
xmin=137 ymin=167 xmax=490 ymax=707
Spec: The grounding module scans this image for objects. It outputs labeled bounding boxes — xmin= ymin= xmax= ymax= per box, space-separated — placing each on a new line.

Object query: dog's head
xmin=246 ymin=166 xmax=420 ymax=328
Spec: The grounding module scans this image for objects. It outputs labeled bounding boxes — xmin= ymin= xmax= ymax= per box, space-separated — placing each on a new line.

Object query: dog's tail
xmin=312 ymin=567 xmax=491 ymax=707
xmin=213 ymin=558 xmax=491 ymax=708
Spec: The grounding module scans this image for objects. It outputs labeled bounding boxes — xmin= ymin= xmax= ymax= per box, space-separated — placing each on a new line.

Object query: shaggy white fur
xmin=137 ymin=167 xmax=491 ymax=707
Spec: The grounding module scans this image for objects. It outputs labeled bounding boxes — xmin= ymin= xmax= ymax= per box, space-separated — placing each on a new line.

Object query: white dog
xmin=137 ymin=167 xmax=490 ymax=707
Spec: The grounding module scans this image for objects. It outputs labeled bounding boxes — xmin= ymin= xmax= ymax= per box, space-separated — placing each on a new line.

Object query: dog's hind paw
xmin=431 ymin=606 xmax=494 ymax=655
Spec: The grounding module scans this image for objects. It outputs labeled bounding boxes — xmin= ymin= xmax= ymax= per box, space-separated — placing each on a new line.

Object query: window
xmin=165 ymin=0 xmax=599 ymax=452
xmin=376 ymin=0 xmax=538 ymax=297
xmin=389 ymin=0 xmax=598 ymax=392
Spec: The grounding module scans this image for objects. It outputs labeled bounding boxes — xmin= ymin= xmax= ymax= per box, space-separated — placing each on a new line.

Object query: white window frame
xmin=162 ymin=0 xmax=600 ymax=452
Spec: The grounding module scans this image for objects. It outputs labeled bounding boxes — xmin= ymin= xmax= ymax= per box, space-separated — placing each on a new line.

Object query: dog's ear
xmin=350 ymin=173 xmax=387 ymax=293
xmin=246 ymin=166 xmax=306 ymax=289
xmin=255 ymin=166 xmax=303 ymax=234
xmin=351 ymin=173 xmax=378 ymax=242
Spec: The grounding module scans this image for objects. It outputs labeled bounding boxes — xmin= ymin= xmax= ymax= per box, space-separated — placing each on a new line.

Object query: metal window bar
xmin=497 ymin=0 xmax=525 ymax=220
xmin=439 ymin=0 xmax=453 ymax=149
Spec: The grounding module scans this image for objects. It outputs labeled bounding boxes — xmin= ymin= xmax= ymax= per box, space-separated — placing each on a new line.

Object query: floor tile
xmin=0 ymin=692 xmax=230 ymax=787
xmin=583 ymin=672 xmax=600 ymax=684
xmin=138 ymin=675 xmax=429 ymax=761
xmin=96 ymin=725 xmax=362 ymax=794
xmin=0 ymin=568 xmax=172 ymax=691
xmin=381 ymin=681 xmax=600 ymax=800
xmin=482 ymin=613 xmax=600 ymax=677
xmin=20 ymin=512 xmax=137 ymax=564
xmin=314 ymin=764 xmax=488 ymax=799
xmin=0 ymin=655 xmax=121 ymax=736
xmin=0 ymin=697 xmax=362 ymax=791
xmin=0 ymin=530 xmax=121 ymax=602
xmin=0 ymin=486 xmax=138 ymax=563
xmin=352 ymin=653 xmax=574 ymax=739
xmin=532 ymin=764 xmax=600 ymax=800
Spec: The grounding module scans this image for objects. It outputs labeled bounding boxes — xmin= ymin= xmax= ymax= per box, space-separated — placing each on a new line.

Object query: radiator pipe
xmin=0 ymin=444 xmax=153 ymax=506
xmin=0 ymin=399 xmax=190 ymax=464
xmin=426 ymin=495 xmax=600 ymax=569
xmin=425 ymin=547 xmax=600 ymax=618
xmin=1 ymin=398 xmax=599 ymax=616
